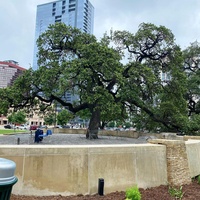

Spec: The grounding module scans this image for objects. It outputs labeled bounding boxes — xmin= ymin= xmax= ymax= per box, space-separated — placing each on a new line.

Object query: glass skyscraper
xmin=33 ymin=0 xmax=94 ymax=70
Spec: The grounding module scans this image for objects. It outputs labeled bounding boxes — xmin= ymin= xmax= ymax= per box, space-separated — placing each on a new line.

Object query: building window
xmin=55 ymin=15 xmax=62 ymax=19
xmin=69 ymin=4 xmax=76 ymax=8
xmin=69 ymin=8 xmax=75 ymax=12
xmin=69 ymin=0 xmax=76 ymax=3
xmin=53 ymin=3 xmax=56 ymax=7
xmin=83 ymin=25 xmax=87 ymax=30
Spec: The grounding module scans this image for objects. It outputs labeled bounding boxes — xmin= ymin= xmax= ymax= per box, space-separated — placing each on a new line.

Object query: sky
xmin=0 ymin=0 xmax=200 ymax=69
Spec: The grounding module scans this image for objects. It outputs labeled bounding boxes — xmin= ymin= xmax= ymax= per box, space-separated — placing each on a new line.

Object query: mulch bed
xmin=11 ymin=178 xmax=200 ymax=200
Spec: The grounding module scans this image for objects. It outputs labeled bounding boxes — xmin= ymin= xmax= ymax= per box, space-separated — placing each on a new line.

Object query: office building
xmin=0 ymin=60 xmax=46 ymax=126
xmin=0 ymin=60 xmax=26 ymax=88
xmin=0 ymin=60 xmax=26 ymax=125
xmin=33 ymin=0 xmax=94 ymax=70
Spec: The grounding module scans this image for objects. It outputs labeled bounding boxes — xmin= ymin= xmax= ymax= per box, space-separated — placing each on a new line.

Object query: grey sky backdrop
xmin=0 ymin=0 xmax=200 ymax=69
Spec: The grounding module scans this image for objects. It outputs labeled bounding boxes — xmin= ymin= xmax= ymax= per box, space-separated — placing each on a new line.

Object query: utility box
xmin=0 ymin=158 xmax=18 ymax=200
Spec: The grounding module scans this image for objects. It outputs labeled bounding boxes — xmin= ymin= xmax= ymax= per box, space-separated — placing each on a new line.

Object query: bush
xmin=197 ymin=175 xmax=200 ymax=184
xmin=125 ymin=185 xmax=141 ymax=200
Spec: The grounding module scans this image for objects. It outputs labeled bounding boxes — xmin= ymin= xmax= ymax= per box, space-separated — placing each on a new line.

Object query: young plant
xmin=125 ymin=185 xmax=141 ymax=200
xmin=168 ymin=186 xmax=184 ymax=199
xmin=197 ymin=175 xmax=200 ymax=184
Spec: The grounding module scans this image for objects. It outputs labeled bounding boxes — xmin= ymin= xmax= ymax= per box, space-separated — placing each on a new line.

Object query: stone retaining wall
xmin=1 ymin=137 xmax=200 ymax=196
xmin=0 ymin=144 xmax=167 ymax=196
xmin=51 ymin=128 xmax=164 ymax=139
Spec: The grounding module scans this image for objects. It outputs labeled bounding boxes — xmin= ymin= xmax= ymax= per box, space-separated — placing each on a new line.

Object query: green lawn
xmin=0 ymin=129 xmax=28 ymax=135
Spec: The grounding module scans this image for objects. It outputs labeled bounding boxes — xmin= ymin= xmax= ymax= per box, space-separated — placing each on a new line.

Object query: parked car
xmin=54 ymin=125 xmax=62 ymax=128
xmin=39 ymin=125 xmax=47 ymax=129
xmin=15 ymin=124 xmax=28 ymax=130
xmin=4 ymin=124 xmax=14 ymax=129
xmin=29 ymin=125 xmax=39 ymax=131
xmin=62 ymin=125 xmax=70 ymax=128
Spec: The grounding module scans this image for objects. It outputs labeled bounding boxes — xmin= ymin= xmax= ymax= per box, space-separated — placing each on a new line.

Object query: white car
xmin=15 ymin=124 xmax=27 ymax=130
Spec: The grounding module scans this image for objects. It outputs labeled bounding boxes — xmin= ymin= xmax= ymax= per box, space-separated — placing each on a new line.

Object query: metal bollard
xmin=17 ymin=138 xmax=20 ymax=145
xmin=98 ymin=178 xmax=104 ymax=196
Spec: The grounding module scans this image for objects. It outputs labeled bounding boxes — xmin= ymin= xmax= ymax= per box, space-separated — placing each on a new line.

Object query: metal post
xmin=98 ymin=178 xmax=104 ymax=196
xmin=17 ymin=138 xmax=20 ymax=145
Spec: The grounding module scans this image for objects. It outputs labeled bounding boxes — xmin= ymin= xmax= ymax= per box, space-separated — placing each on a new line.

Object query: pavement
xmin=0 ymin=132 xmax=148 ymax=145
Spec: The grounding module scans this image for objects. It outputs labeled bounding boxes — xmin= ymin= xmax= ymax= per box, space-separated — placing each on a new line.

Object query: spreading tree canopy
xmin=182 ymin=41 xmax=200 ymax=132
xmin=111 ymin=23 xmax=189 ymax=133
xmin=0 ymin=22 xmax=199 ymax=137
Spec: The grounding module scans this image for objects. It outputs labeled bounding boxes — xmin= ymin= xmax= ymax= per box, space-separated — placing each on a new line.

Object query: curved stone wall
xmin=0 ymin=138 xmax=200 ymax=196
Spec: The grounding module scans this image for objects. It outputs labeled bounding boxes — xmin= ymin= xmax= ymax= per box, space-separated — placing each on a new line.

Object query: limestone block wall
xmin=149 ymin=139 xmax=191 ymax=186
xmin=0 ymin=144 xmax=167 ymax=196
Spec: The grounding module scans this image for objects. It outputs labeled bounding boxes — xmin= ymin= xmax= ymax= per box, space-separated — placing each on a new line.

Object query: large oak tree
xmin=0 ymin=23 xmax=199 ymax=136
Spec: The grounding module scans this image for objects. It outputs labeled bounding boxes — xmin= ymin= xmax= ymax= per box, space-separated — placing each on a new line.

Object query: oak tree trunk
xmin=86 ymin=108 xmax=100 ymax=139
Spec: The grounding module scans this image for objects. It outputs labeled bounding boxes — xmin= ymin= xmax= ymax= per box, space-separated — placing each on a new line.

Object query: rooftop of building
xmin=0 ymin=60 xmax=26 ymax=71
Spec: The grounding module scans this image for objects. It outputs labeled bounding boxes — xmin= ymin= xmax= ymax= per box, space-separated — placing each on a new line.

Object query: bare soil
xmin=11 ymin=179 xmax=200 ymax=200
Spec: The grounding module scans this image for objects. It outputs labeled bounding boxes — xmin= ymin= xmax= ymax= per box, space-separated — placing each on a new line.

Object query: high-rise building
xmin=0 ymin=60 xmax=26 ymax=125
xmin=0 ymin=60 xmax=26 ymax=88
xmin=33 ymin=0 xmax=94 ymax=70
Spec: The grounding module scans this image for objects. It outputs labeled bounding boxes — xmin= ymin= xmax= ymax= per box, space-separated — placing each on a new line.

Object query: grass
xmin=0 ymin=129 xmax=28 ymax=135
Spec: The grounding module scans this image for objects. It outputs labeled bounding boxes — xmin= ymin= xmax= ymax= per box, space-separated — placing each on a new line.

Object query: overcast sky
xmin=0 ymin=0 xmax=200 ymax=69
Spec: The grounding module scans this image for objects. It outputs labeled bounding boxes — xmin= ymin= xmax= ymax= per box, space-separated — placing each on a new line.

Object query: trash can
xmin=0 ymin=158 xmax=18 ymax=200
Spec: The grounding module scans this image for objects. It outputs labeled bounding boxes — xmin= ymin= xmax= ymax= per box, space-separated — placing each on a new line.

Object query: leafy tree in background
xmin=7 ymin=111 xmax=26 ymax=125
xmin=44 ymin=114 xmax=56 ymax=126
xmin=124 ymin=122 xmax=132 ymax=129
xmin=57 ymin=109 xmax=74 ymax=126
xmin=107 ymin=121 xmax=115 ymax=128
xmin=99 ymin=102 xmax=128 ymax=129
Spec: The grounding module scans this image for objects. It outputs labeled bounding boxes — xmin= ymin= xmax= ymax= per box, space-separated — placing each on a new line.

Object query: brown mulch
xmin=11 ymin=179 xmax=200 ymax=200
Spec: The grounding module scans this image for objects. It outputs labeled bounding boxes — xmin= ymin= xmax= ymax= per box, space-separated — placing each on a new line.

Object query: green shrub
xmin=197 ymin=175 xmax=200 ymax=184
xmin=125 ymin=185 xmax=141 ymax=200
xmin=168 ymin=186 xmax=184 ymax=199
